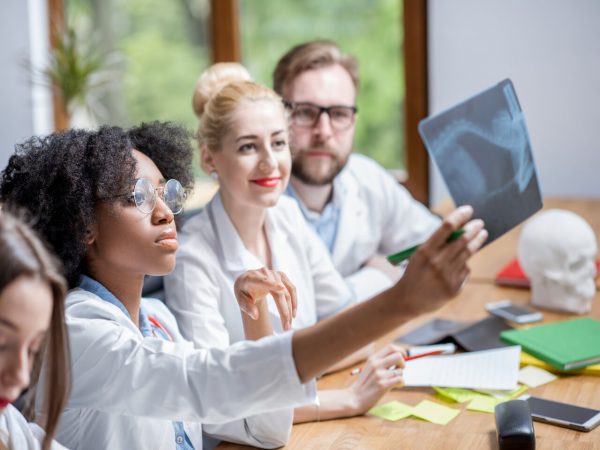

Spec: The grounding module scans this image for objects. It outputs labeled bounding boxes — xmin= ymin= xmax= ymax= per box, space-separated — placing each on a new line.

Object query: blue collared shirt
xmin=285 ymin=184 xmax=341 ymax=253
xmin=78 ymin=275 xmax=194 ymax=450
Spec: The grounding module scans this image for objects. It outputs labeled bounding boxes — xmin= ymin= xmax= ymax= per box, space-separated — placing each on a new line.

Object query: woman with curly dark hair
xmin=0 ymin=121 xmax=486 ymax=450
xmin=0 ymin=211 xmax=69 ymax=450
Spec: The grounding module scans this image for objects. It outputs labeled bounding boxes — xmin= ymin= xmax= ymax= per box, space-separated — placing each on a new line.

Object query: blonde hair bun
xmin=192 ymin=63 xmax=252 ymax=119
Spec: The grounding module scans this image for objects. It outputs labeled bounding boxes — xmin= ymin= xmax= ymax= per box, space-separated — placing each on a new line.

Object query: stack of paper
xmin=403 ymin=346 xmax=521 ymax=390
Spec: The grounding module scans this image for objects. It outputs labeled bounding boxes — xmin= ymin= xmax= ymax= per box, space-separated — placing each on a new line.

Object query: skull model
xmin=518 ymin=209 xmax=597 ymax=314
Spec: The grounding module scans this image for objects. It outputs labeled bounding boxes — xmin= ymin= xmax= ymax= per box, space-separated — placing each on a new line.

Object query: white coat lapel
xmin=208 ymin=192 xmax=262 ymax=273
xmin=331 ymin=172 xmax=368 ymax=265
xmin=210 ymin=193 xmax=285 ymax=332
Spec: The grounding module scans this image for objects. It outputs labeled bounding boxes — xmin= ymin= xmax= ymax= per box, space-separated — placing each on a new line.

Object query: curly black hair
xmin=0 ymin=121 xmax=194 ymax=288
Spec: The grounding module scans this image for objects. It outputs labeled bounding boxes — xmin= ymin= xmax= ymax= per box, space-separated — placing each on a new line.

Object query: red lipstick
xmin=251 ymin=177 xmax=281 ymax=188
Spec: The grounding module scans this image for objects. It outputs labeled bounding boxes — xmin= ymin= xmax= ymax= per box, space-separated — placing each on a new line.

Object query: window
xmin=62 ymin=0 xmax=217 ymax=207
xmin=239 ymin=0 xmax=405 ymax=171
xmin=52 ymin=0 xmax=430 ymax=204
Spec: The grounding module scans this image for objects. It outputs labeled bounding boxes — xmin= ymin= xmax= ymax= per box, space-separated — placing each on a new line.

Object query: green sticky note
xmin=467 ymin=396 xmax=499 ymax=414
xmin=368 ymin=401 xmax=413 ymax=421
xmin=433 ymin=387 xmax=482 ymax=403
xmin=411 ymin=400 xmax=460 ymax=425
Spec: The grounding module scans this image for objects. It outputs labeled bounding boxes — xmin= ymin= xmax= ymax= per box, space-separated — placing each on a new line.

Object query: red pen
xmin=404 ymin=349 xmax=445 ymax=361
xmin=350 ymin=350 xmax=445 ymax=375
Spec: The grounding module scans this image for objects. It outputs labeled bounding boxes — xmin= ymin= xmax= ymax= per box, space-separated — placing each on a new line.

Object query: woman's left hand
xmin=349 ymin=344 xmax=406 ymax=415
xmin=234 ymin=268 xmax=297 ymax=330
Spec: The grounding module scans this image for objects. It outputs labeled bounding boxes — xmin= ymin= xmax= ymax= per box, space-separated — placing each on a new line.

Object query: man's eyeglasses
xmin=284 ymin=101 xmax=357 ymax=130
xmin=130 ymin=178 xmax=185 ymax=215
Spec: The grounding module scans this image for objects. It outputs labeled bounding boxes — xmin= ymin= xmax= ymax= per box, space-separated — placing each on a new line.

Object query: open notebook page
xmin=403 ymin=346 xmax=521 ymax=390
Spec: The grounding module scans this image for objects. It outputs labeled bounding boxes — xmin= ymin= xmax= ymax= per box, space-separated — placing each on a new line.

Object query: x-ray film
xmin=419 ymin=79 xmax=542 ymax=243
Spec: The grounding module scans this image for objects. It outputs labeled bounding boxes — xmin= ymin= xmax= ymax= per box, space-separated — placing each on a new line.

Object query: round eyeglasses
xmin=284 ymin=101 xmax=358 ymax=130
xmin=131 ymin=178 xmax=185 ymax=215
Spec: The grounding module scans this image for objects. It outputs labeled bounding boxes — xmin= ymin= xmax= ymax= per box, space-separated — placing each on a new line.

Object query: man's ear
xmin=200 ymin=145 xmax=217 ymax=175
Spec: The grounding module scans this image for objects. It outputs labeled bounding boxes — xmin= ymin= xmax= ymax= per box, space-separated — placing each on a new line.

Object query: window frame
xmin=48 ymin=0 xmax=429 ymax=204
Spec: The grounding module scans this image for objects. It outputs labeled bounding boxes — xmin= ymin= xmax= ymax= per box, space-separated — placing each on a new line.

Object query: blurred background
xmin=1 ymin=0 xmax=599 ymax=208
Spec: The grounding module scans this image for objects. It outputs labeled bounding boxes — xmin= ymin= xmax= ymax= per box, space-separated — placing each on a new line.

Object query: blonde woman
xmin=164 ymin=64 xmax=484 ymax=448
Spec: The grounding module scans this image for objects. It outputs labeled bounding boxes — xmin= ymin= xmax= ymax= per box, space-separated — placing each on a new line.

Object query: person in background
xmin=0 ymin=122 xmax=486 ymax=450
xmin=274 ymin=40 xmax=442 ymax=300
xmin=0 ymin=211 xmax=69 ymax=450
xmin=165 ymin=63 xmax=407 ymax=449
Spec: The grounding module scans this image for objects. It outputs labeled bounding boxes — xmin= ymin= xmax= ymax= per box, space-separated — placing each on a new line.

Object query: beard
xmin=291 ymin=147 xmax=350 ymax=186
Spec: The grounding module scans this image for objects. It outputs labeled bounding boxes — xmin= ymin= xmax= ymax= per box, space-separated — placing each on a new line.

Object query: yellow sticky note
xmin=411 ymin=400 xmax=460 ymax=425
xmin=467 ymin=396 xmax=498 ymax=414
xmin=368 ymin=401 xmax=413 ymax=421
xmin=475 ymin=384 xmax=528 ymax=401
xmin=433 ymin=387 xmax=482 ymax=403
xmin=518 ymin=365 xmax=558 ymax=388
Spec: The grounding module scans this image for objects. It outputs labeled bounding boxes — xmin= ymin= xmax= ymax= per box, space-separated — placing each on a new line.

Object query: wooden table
xmin=218 ymin=198 xmax=600 ymax=449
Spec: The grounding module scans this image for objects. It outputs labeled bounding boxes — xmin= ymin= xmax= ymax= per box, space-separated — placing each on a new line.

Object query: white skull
xmin=518 ymin=209 xmax=597 ymax=314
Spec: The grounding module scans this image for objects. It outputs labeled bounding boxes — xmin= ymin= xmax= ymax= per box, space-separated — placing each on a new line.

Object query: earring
xmin=210 ymin=171 xmax=219 ymax=181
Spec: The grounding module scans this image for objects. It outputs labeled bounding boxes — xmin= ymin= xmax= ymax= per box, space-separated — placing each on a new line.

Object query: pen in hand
xmin=386 ymin=228 xmax=465 ymax=266
xmin=350 ymin=349 xmax=445 ymax=375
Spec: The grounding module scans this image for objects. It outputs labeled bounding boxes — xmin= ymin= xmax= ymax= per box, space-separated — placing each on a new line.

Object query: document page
xmin=403 ymin=346 xmax=521 ymax=390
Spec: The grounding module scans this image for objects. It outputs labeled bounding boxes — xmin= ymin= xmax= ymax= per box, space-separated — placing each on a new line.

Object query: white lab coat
xmin=0 ymin=405 xmax=67 ymax=450
xmin=164 ymin=192 xmax=352 ymax=448
xmin=289 ymin=154 xmax=441 ymax=300
xmin=36 ymin=289 xmax=315 ymax=450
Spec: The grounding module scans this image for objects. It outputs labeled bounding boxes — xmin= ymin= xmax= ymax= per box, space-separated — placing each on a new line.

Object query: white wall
xmin=428 ymin=0 xmax=600 ymax=205
xmin=0 ymin=0 xmax=52 ymax=171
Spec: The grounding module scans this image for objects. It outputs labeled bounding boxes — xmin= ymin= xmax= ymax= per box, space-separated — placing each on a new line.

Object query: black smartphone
xmin=519 ymin=395 xmax=600 ymax=432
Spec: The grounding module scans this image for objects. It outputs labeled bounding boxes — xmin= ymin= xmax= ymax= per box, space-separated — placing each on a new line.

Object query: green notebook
xmin=500 ymin=318 xmax=600 ymax=371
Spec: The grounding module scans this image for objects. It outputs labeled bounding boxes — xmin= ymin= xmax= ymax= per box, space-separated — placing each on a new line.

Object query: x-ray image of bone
xmin=428 ymin=110 xmax=533 ymax=207
xmin=420 ymin=79 xmax=542 ymax=243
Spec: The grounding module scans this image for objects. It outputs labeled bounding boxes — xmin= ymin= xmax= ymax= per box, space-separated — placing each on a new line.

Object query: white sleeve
xmin=164 ymin=246 xmax=231 ymax=349
xmin=342 ymin=170 xmax=439 ymax=301
xmin=344 ymin=267 xmax=394 ymax=301
xmin=66 ymin=308 xmax=315 ymax=424
xmin=376 ymin=166 xmax=441 ymax=255
xmin=202 ymin=410 xmax=293 ymax=449
xmin=303 ymin=220 xmax=355 ymax=320
xmin=164 ymin=242 xmax=296 ymax=446
xmin=28 ymin=422 xmax=69 ymax=450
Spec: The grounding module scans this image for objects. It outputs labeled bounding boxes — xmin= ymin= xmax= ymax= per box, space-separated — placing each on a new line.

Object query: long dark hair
xmin=0 ymin=211 xmax=69 ymax=450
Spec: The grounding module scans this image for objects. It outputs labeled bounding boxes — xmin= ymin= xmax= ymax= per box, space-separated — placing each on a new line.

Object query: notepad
xmin=403 ymin=346 xmax=521 ymax=390
xmin=500 ymin=318 xmax=600 ymax=371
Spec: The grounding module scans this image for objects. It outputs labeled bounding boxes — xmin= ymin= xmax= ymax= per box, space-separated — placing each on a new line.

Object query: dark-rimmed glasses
xmin=130 ymin=178 xmax=185 ymax=215
xmin=283 ymin=101 xmax=357 ymax=130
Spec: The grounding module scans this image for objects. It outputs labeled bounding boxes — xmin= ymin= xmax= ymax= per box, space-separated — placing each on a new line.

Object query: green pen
xmin=386 ymin=228 xmax=465 ymax=266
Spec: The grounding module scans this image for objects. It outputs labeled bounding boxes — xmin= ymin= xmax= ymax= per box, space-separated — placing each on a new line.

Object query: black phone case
xmin=495 ymin=400 xmax=536 ymax=449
